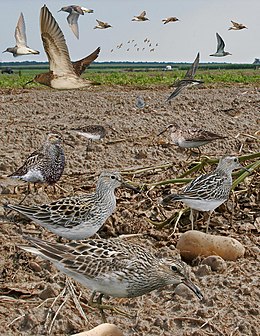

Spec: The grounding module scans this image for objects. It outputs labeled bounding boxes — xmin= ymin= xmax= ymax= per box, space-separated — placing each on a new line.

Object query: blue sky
xmin=1 ymin=0 xmax=259 ymax=63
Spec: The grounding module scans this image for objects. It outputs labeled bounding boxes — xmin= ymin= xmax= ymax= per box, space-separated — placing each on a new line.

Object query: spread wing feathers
xmin=40 ymin=5 xmax=75 ymax=76
xmin=67 ymin=13 xmax=80 ymax=39
xmin=15 ymin=13 xmax=27 ymax=47
xmin=72 ymin=47 xmax=100 ymax=76
xmin=184 ymin=52 xmax=200 ymax=79
xmin=139 ymin=11 xmax=146 ymax=17
xmin=7 ymin=194 xmax=97 ymax=228
xmin=166 ymin=84 xmax=185 ymax=102
xmin=96 ymin=19 xmax=105 ymax=26
xmin=8 ymin=150 xmax=45 ymax=177
xmin=216 ymin=33 xmax=225 ymax=52
xmin=231 ymin=20 xmax=240 ymax=28
xmin=181 ymin=172 xmax=228 ymax=200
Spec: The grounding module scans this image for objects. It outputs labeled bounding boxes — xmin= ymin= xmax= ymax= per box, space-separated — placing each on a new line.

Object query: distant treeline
xmin=0 ymin=61 xmax=259 ymax=71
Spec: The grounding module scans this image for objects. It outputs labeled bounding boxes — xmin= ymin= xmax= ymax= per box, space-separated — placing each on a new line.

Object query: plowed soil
xmin=0 ymin=84 xmax=259 ymax=336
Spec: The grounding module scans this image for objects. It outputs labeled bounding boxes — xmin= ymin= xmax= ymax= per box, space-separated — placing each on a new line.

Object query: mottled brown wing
xmin=40 ymin=5 xmax=75 ymax=76
xmin=8 ymin=149 xmax=45 ymax=177
xmin=72 ymin=47 xmax=100 ymax=76
xmin=187 ymin=129 xmax=226 ymax=142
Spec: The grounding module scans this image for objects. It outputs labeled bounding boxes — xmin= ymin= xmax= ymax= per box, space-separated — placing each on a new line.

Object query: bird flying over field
xmin=166 ymin=52 xmax=203 ymax=102
xmin=94 ymin=19 xmax=112 ymax=29
xmin=228 ymin=20 xmax=247 ymax=30
xmin=3 ymin=12 xmax=40 ymax=57
xmin=59 ymin=5 xmax=93 ymax=39
xmin=132 ymin=11 xmax=149 ymax=22
xmin=210 ymin=33 xmax=231 ymax=57
xmin=162 ymin=17 xmax=179 ymax=24
xmin=24 ymin=6 xmax=100 ymax=89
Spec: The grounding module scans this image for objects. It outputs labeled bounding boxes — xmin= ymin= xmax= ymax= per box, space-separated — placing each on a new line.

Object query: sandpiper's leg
xmin=88 ymin=291 xmax=133 ymax=322
xmin=206 ymin=211 xmax=213 ymax=233
xmin=189 ymin=208 xmax=194 ymax=230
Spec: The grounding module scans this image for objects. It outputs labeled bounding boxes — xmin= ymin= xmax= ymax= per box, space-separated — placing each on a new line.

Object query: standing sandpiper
xmin=157 ymin=123 xmax=227 ymax=153
xmin=19 ymin=236 xmax=203 ymax=321
xmin=162 ymin=156 xmax=245 ymax=232
xmin=6 ymin=172 xmax=138 ymax=240
xmin=8 ymin=132 xmax=65 ymax=190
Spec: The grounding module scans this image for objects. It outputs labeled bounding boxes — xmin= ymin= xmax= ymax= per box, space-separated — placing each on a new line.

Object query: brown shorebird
xmin=94 ymin=19 xmax=112 ymax=29
xmin=158 ymin=123 xmax=227 ymax=153
xmin=3 ymin=13 xmax=40 ymax=57
xmin=210 ymin=33 xmax=232 ymax=57
xmin=162 ymin=17 xmax=179 ymax=24
xmin=166 ymin=52 xmax=203 ymax=102
xmin=162 ymin=156 xmax=245 ymax=232
xmin=24 ymin=6 xmax=100 ymax=89
xmin=132 ymin=11 xmax=149 ymax=22
xmin=8 ymin=133 xmax=65 ymax=191
xmin=58 ymin=5 xmax=93 ymax=39
xmin=19 ymin=236 xmax=203 ymax=321
xmin=228 ymin=20 xmax=247 ymax=31
xmin=7 ymin=172 xmax=139 ymax=240
xmin=71 ymin=125 xmax=106 ymax=154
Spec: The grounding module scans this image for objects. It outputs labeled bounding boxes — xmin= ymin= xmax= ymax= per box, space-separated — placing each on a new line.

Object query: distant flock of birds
xmin=3 ymin=5 xmax=248 ymax=57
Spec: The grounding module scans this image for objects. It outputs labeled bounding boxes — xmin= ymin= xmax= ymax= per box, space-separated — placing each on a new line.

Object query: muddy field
xmin=0 ymin=84 xmax=259 ymax=336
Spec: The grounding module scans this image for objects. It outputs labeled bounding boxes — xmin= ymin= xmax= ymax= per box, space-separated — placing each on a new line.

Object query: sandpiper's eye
xmin=234 ymin=158 xmax=238 ymax=162
xmin=111 ymin=175 xmax=116 ymax=180
xmin=171 ymin=265 xmax=178 ymax=272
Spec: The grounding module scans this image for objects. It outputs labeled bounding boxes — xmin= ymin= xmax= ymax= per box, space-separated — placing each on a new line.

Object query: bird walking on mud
xmin=3 ymin=12 xmax=40 ymax=57
xmin=8 ymin=132 xmax=65 ymax=191
xmin=71 ymin=125 xmax=106 ymax=154
xmin=27 ymin=5 xmax=99 ymax=89
xmin=162 ymin=156 xmax=245 ymax=232
xmin=6 ymin=172 xmax=138 ymax=240
xmin=166 ymin=52 xmax=203 ymax=102
xmin=157 ymin=123 xmax=227 ymax=154
xmin=19 ymin=236 xmax=203 ymax=321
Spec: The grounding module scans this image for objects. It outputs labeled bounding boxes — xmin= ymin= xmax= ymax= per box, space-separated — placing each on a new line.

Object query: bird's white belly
xmin=183 ymin=199 xmax=225 ymax=211
xmin=19 ymin=169 xmax=44 ymax=183
xmin=57 ymin=265 xmax=129 ymax=297
xmin=51 ymin=77 xmax=89 ymax=89
xmin=179 ymin=140 xmax=209 ymax=148
xmin=78 ymin=132 xmax=101 ymax=140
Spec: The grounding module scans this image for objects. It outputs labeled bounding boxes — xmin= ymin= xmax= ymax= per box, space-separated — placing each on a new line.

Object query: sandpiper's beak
xmin=182 ymin=278 xmax=203 ymax=300
xmin=23 ymin=79 xmax=34 ymax=88
xmin=160 ymin=194 xmax=175 ymax=205
xmin=238 ymin=163 xmax=251 ymax=173
xmin=157 ymin=124 xmax=172 ymax=136
xmin=121 ymin=179 xmax=140 ymax=193
xmin=64 ymin=140 xmax=75 ymax=148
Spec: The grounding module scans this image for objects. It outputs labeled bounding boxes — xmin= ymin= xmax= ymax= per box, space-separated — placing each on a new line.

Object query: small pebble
xmin=201 ymin=255 xmax=227 ymax=272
